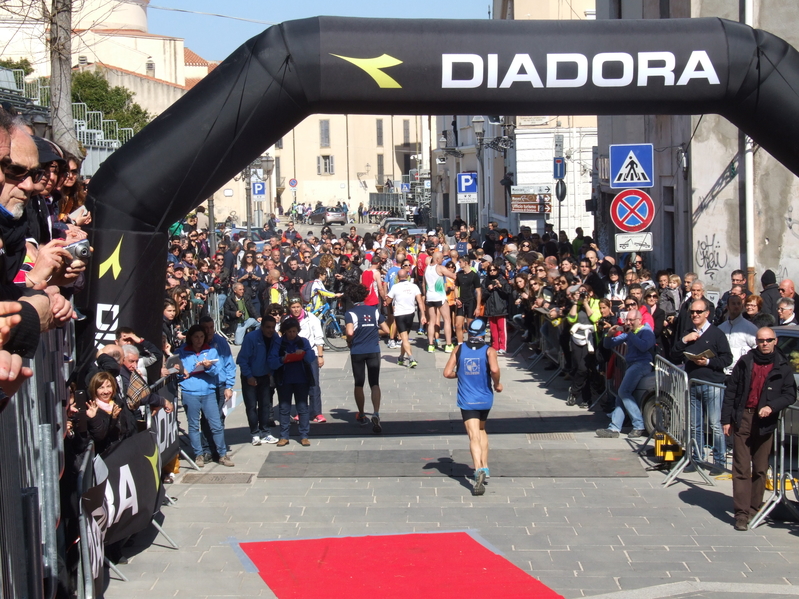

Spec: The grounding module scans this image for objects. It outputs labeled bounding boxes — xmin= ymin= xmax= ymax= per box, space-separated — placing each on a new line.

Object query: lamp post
xmin=242 ymin=157 xmax=262 ymax=239
xmin=263 ymin=153 xmax=275 ymax=225
xmin=472 ymin=115 xmax=485 ymax=232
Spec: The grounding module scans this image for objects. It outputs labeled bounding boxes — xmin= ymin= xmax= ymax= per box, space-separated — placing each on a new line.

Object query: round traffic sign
xmin=609 ymin=189 xmax=655 ymax=233
xmin=289 ymin=178 xmax=298 ymax=188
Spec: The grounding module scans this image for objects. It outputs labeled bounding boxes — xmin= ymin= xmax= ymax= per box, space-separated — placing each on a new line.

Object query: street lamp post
xmin=242 ymin=157 xmax=262 ymax=239
xmin=263 ymin=154 xmax=275 ymax=223
xmin=472 ymin=116 xmax=485 ymax=232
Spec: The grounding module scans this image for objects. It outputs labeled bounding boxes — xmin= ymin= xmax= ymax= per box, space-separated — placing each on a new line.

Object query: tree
xmin=0 ymin=58 xmax=34 ymax=76
xmin=49 ymin=0 xmax=80 ymax=156
xmin=71 ymin=70 xmax=151 ymax=133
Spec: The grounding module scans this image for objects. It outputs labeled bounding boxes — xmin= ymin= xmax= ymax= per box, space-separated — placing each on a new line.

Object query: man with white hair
xmin=676 ymin=279 xmax=715 ymax=339
xmin=776 ymin=297 xmax=798 ymax=326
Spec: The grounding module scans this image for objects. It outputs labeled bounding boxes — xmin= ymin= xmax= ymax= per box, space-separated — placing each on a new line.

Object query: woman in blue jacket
xmin=178 ymin=324 xmax=233 ymax=467
xmin=267 ymin=317 xmax=316 ymax=447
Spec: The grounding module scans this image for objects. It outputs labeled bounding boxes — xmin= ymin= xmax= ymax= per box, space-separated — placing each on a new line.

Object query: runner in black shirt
xmin=455 ymin=256 xmax=482 ymax=345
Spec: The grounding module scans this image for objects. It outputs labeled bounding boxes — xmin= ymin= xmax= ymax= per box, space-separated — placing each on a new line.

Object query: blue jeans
xmin=609 ymin=360 xmax=649 ymax=432
xmin=200 ymin=386 xmax=226 ymax=456
xmin=308 ymin=359 xmax=322 ymax=418
xmin=690 ymin=383 xmax=726 ymax=465
xmin=277 ymin=383 xmax=310 ymax=439
xmin=184 ymin=392 xmax=227 ymax=458
xmin=241 ymin=374 xmax=274 ymax=437
xmin=235 ymin=317 xmax=259 ymax=345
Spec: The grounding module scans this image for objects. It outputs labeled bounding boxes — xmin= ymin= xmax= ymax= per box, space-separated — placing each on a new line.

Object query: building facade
xmin=595 ymin=0 xmax=799 ymax=300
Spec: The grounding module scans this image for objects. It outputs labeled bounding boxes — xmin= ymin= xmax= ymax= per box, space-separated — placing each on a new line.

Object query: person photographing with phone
xmin=565 ymin=284 xmax=601 ymax=408
xmin=596 ymin=309 xmax=654 ymax=439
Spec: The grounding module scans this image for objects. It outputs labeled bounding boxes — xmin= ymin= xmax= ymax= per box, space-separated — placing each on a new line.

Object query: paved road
xmin=105 ymin=337 xmax=799 ymax=599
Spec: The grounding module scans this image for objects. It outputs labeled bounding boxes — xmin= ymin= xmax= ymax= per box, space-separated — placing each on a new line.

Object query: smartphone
xmin=74 ymin=389 xmax=88 ymax=412
xmin=69 ymin=205 xmax=88 ymax=220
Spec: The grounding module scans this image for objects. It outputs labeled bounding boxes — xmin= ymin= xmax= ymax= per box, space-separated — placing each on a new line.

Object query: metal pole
xmin=208 ymin=195 xmax=217 ymax=255
xmin=245 ymin=165 xmax=252 ymax=239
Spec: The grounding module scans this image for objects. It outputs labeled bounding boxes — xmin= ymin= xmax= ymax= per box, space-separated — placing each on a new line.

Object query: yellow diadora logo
xmin=330 ymin=53 xmax=403 ymax=88
xmin=98 ymin=237 xmax=123 ymax=280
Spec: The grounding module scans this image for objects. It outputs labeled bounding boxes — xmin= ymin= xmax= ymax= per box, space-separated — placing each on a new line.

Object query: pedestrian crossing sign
xmin=609 ymin=143 xmax=654 ymax=189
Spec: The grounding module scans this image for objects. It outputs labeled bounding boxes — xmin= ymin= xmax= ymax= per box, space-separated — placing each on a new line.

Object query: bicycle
xmin=311 ymin=297 xmax=349 ymax=352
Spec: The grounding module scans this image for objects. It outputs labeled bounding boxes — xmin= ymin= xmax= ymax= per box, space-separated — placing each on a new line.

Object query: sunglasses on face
xmin=1 ymin=160 xmax=47 ymax=184
xmin=625 ymin=302 xmax=637 ymax=307
xmin=689 ymin=309 xmax=706 ymax=315
xmin=756 ymin=338 xmax=776 ymax=343
xmin=646 ymin=294 xmax=658 ymax=299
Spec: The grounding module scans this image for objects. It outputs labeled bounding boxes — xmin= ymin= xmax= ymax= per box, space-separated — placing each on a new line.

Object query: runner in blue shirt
xmin=443 ymin=318 xmax=502 ymax=496
xmin=345 ymin=284 xmax=390 ymax=433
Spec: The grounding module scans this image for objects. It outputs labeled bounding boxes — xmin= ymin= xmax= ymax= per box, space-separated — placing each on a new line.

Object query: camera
xmin=65 ymin=239 xmax=92 ymax=261
xmin=580 ymin=292 xmax=586 ymax=300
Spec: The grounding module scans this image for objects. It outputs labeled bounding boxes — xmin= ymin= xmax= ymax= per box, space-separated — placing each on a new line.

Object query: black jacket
xmin=675 ymin=295 xmax=716 ymax=339
xmin=482 ymin=275 xmax=511 ymax=317
xmin=761 ymin=284 xmax=781 ymax=320
xmin=721 ymin=348 xmax=797 ymax=435
xmin=224 ymin=293 xmax=258 ymax=323
xmin=671 ymin=323 xmax=733 ymax=384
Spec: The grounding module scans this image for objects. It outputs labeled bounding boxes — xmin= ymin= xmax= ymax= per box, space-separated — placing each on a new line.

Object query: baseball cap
xmin=33 ymin=136 xmax=66 ymax=165
xmin=467 ymin=319 xmax=487 ymax=337
xmin=481 ymin=256 xmax=493 ymax=264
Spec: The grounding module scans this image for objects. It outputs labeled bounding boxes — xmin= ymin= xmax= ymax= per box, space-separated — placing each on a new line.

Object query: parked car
xmin=309 ymin=207 xmax=347 ymax=225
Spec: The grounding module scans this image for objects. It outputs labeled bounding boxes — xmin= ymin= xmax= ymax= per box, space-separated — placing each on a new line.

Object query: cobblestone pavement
xmin=105 ymin=339 xmax=799 ymax=598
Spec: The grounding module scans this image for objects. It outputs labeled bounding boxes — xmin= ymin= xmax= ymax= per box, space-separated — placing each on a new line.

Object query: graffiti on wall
xmin=695 ymin=234 xmax=728 ymax=281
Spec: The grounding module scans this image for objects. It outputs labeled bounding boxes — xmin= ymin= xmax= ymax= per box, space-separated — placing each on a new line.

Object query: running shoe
xmin=427 ymin=344 xmax=436 ymax=353
xmin=311 ymin=415 xmax=328 ymax=423
xmin=444 ymin=344 xmax=454 ymax=353
xmin=409 ymin=359 xmax=418 ymax=369
xmin=262 ymin=434 xmax=279 ymax=444
xmin=356 ymin=412 xmax=370 ymax=425
xmin=397 ymin=357 xmax=407 ymax=367
xmin=473 ymin=470 xmax=486 ymax=496
xmin=371 ymin=414 xmax=382 ymax=433
xmin=496 ymin=349 xmax=506 ymax=355
xmin=251 ymin=436 xmax=261 ymax=446
xmin=480 ymin=467 xmax=490 ymax=479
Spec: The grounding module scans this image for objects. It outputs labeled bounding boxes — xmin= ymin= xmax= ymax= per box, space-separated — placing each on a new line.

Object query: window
xmin=376 ymin=119 xmax=383 ymax=146
xmin=274 ymin=157 xmax=281 ymax=184
xmin=403 ymin=119 xmax=410 ymax=145
xmin=317 ymin=155 xmax=335 ymax=175
xmin=320 ymin=119 xmax=330 ymax=147
xmin=275 ymin=137 xmax=283 ymax=149
xmin=377 ymin=154 xmax=384 ymax=182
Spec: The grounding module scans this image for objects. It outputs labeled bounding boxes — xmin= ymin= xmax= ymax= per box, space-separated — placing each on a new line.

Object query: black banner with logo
xmin=101 ymin=430 xmax=161 ymax=546
xmin=80 ymin=480 xmax=107 ymax=593
xmin=82 ymin=16 xmax=799 ymax=350
xmin=151 ymin=406 xmax=180 ymax=466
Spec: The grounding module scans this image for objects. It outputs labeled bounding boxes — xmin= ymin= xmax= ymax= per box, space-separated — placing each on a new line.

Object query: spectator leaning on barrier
xmin=721 ymin=327 xmax=797 ymax=531
xmin=225 ymin=282 xmax=260 ymax=345
xmin=671 ymin=299 xmax=733 ymax=473
xmin=596 ymin=311 xmax=656 ymax=438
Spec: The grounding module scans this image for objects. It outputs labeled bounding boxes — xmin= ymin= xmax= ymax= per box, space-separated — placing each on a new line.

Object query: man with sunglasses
xmin=672 ymin=299 xmax=733 ymax=474
xmin=722 ymin=328 xmax=796 ymax=531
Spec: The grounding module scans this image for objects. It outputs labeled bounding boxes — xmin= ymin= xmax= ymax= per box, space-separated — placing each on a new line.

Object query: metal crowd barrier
xmin=76 ymin=442 xmax=96 ymax=599
xmin=0 ymin=325 xmax=73 ymax=598
xmin=750 ymin=404 xmax=799 ymax=528
xmin=528 ymin=319 xmax=565 ymax=385
xmin=593 ymin=345 xmax=628 ymax=410
xmin=652 ymin=357 xmax=702 ymax=487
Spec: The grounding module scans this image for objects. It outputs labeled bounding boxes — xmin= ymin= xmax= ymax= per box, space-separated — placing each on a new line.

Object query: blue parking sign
xmin=252 ymin=181 xmax=265 ymax=196
xmin=456 ymin=172 xmax=478 ymax=204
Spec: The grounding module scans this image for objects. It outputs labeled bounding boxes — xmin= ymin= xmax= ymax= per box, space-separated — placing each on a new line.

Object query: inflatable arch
xmin=80 ymin=16 xmax=799 ymax=351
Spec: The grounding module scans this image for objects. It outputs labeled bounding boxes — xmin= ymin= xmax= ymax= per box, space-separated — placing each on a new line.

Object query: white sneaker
xmin=262 ymin=434 xmax=279 ymax=444
xmin=251 ymin=436 xmax=262 ymax=446
xmin=497 ymin=349 xmax=506 ymax=355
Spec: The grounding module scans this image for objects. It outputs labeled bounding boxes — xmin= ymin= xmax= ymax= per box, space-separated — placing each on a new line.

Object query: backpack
xmin=300 ymin=281 xmax=315 ymax=304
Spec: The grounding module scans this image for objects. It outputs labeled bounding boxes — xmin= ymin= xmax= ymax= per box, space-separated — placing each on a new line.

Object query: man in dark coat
xmin=721 ymin=327 xmax=797 ymax=531
xmin=759 ymin=269 xmax=781 ymax=321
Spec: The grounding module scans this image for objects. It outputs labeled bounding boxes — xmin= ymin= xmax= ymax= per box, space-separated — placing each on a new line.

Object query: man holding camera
xmin=596 ymin=309 xmax=654 ymax=438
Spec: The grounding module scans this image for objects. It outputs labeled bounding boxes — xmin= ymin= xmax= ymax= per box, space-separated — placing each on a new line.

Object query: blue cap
xmin=467 ymin=318 xmax=487 ymax=337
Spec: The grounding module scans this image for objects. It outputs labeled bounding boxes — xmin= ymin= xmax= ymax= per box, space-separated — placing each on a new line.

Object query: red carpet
xmin=240 ymin=531 xmax=563 ymax=598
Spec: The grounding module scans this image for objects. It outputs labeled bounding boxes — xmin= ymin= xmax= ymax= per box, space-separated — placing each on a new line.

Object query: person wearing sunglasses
xmin=672 ymin=299 xmax=733 ymax=474
xmin=721 ymin=327 xmax=797 ymax=531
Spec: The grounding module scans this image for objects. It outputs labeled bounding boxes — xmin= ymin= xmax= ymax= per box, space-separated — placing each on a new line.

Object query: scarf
xmin=296 ymin=308 xmax=307 ymax=322
xmin=752 ymin=348 xmax=777 ymax=365
xmin=0 ymin=208 xmax=29 ymax=282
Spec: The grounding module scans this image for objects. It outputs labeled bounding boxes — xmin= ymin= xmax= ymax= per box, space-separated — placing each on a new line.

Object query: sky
xmin=147 ymin=0 xmax=491 ymax=61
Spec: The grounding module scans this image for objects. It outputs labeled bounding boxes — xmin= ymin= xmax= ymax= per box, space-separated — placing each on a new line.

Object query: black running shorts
xmin=395 ymin=313 xmax=415 ymax=334
xmin=460 ymin=408 xmax=490 ymax=422
xmin=351 ymin=352 xmax=381 ymax=388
